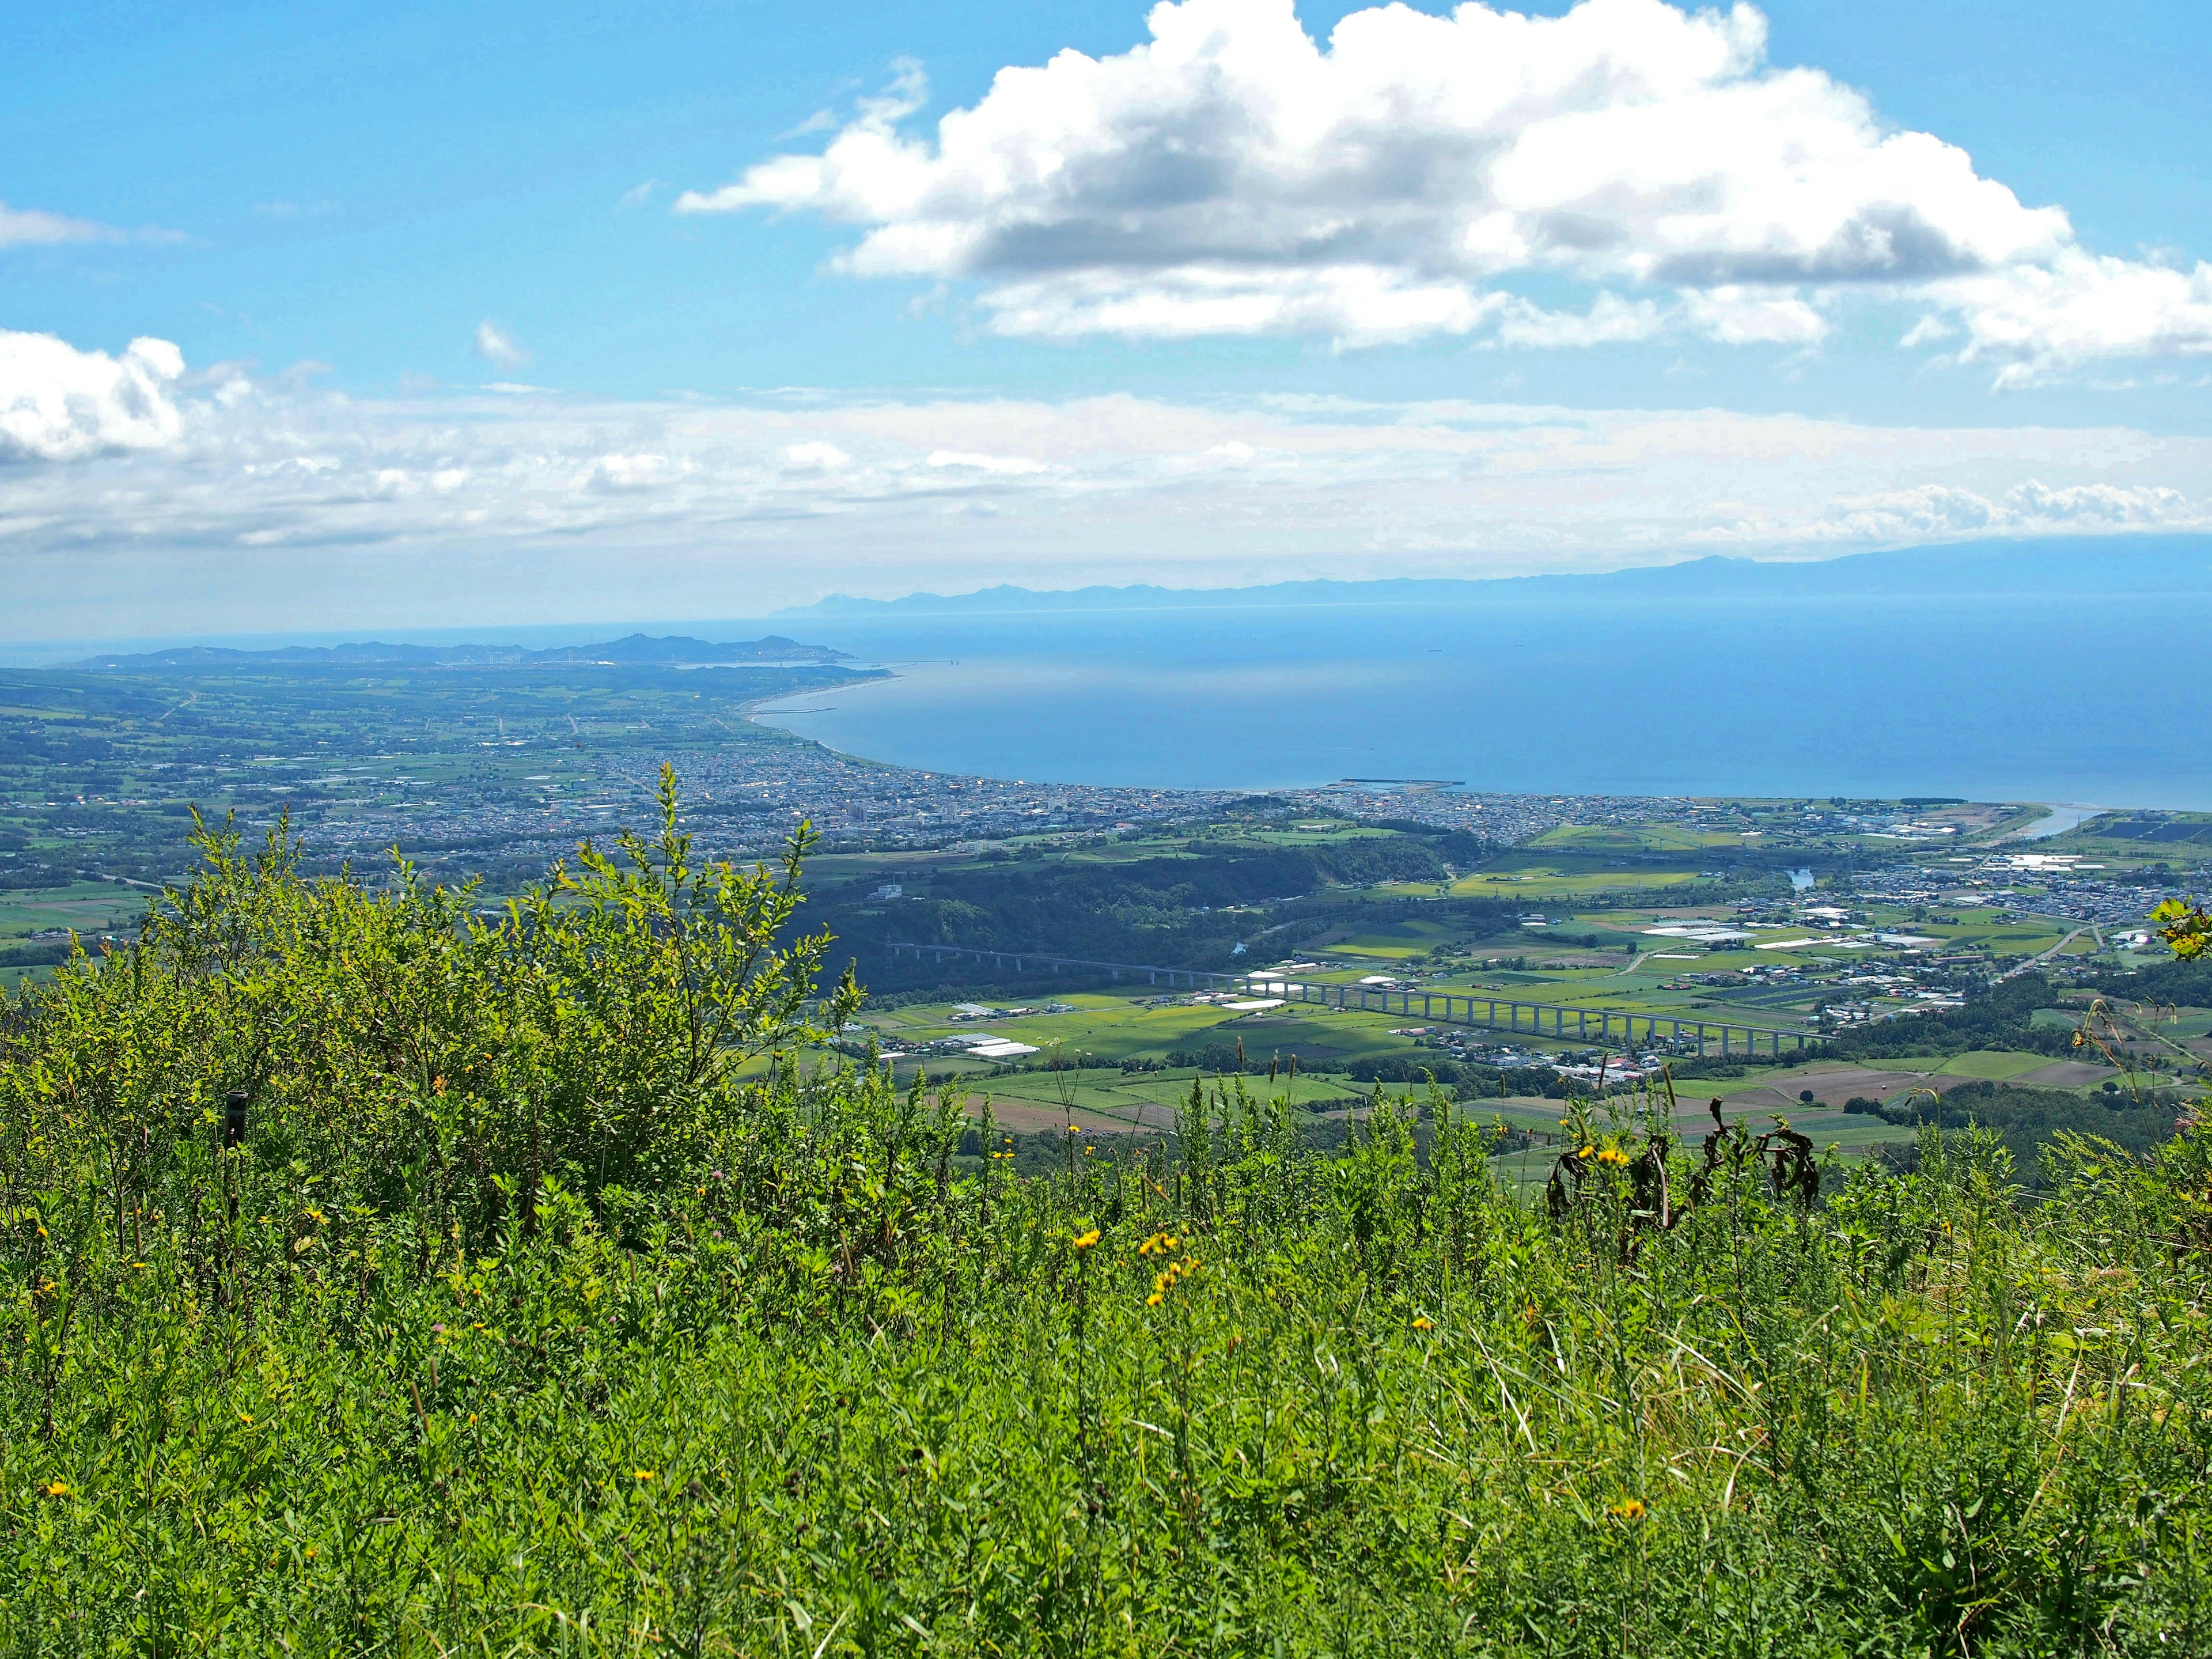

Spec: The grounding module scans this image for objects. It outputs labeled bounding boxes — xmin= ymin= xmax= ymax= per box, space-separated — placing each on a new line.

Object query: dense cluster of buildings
xmin=286 ymin=734 xmax=1733 ymax=870
xmin=1852 ymin=851 xmax=2204 ymax=937
xmin=1279 ymin=784 xmax=1683 ymax=844
xmin=604 ymin=748 xmax=1241 ymax=854
xmin=285 ymin=740 xmax=1244 ymax=867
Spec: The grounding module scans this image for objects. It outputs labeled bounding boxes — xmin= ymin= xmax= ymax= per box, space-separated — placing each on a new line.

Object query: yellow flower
xmin=634 ymin=1469 xmax=656 ymax=1482
xmin=1412 ymin=1316 xmax=1434 ymax=1331
xmin=43 ymin=1480 xmax=67 ymax=1497
xmin=1575 ymin=1145 xmax=1594 ymax=1160
xmin=1609 ymin=1498 xmax=1647 ymax=1522
xmin=1146 ymin=1292 xmax=1164 ymax=1306
xmin=1073 ymin=1229 xmax=1101 ymax=1251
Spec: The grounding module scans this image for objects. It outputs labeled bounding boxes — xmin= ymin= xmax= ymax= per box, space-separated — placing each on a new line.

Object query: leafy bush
xmin=1863 ymin=1079 xmax=2192 ymax=1183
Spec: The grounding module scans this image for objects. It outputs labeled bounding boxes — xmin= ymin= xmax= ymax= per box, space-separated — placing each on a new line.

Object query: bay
xmin=751 ymin=569 xmax=2212 ymax=808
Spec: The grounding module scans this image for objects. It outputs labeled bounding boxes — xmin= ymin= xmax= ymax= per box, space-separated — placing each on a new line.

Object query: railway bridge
xmin=884 ymin=941 xmax=1819 ymax=1058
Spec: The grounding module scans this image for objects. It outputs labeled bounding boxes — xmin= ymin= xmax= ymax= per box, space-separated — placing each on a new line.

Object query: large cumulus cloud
xmin=678 ymin=0 xmax=2212 ymax=381
xmin=0 ymin=330 xmax=187 ymax=461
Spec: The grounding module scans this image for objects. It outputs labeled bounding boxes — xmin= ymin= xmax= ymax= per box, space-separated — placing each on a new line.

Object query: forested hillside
xmin=828 ymin=832 xmax=1506 ymax=984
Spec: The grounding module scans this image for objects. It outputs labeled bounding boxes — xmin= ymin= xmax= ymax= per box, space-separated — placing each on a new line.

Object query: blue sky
xmin=5 ymin=0 xmax=2211 ymax=638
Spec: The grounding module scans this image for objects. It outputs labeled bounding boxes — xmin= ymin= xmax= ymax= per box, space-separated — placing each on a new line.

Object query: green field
xmin=1850 ymin=1049 xmax=2057 ymax=1082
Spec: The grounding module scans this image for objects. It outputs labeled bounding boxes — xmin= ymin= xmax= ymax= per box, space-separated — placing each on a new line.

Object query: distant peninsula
xmin=777 ymin=533 xmax=2212 ymax=617
xmin=68 ymin=632 xmax=850 ymax=672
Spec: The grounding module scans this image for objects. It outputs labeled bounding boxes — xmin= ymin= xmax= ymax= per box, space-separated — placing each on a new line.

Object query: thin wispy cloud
xmin=680 ymin=0 xmax=2212 ymax=385
xmin=4 ymin=336 xmax=2207 ymax=584
xmin=474 ymin=320 xmax=530 ymax=368
xmin=0 ymin=201 xmax=127 ymax=248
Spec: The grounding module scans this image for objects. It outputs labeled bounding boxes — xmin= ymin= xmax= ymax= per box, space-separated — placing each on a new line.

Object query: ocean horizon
xmin=751 ymin=550 xmax=2212 ymax=809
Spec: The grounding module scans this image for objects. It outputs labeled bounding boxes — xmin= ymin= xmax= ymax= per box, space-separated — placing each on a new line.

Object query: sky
xmin=4 ymin=0 xmax=2211 ymax=641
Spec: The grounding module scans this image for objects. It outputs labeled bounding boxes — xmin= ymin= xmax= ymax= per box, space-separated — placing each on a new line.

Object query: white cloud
xmin=253 ymin=199 xmax=339 ymax=220
xmin=2002 ymin=479 xmax=2190 ymax=525
xmin=1933 ymin=251 xmax=2212 ymax=387
xmin=1809 ymin=479 xmax=2195 ymax=543
xmin=680 ymin=0 xmax=2212 ymax=381
xmin=783 ymin=441 xmax=853 ymax=470
xmin=925 ymin=449 xmax=1051 ymax=474
xmin=5 ymin=340 xmax=2210 ymax=605
xmin=586 ymin=452 xmax=688 ymax=492
xmin=1677 ymin=286 xmax=1829 ymax=347
xmin=0 ymin=329 xmax=186 ymax=461
xmin=0 ymin=201 xmax=126 ymax=248
xmin=1494 ymin=293 xmax=1666 ymax=349
xmin=474 ymin=320 xmax=529 ymax=368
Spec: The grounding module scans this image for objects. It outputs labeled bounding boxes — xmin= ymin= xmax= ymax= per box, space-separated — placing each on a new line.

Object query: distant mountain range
xmin=69 ymin=632 xmax=850 ymax=671
xmin=777 ymin=535 xmax=2212 ymax=616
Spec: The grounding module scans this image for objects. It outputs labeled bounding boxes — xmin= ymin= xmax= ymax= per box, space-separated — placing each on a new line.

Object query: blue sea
xmin=749 ymin=577 xmax=2212 ymax=809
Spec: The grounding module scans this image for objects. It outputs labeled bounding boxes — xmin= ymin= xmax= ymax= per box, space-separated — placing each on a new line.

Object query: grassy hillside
xmin=3 ymin=787 xmax=2210 ymax=1653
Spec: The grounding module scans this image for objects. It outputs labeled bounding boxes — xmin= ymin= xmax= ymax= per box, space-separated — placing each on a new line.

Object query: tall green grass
xmin=3 ymin=782 xmax=2210 ymax=1654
